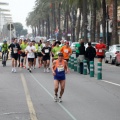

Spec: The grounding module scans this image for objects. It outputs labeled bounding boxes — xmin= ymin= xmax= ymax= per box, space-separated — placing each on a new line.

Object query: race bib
xmin=13 ymin=48 xmax=18 ymax=53
xmin=57 ymin=65 xmax=64 ymax=72
xmin=99 ymin=49 xmax=102 ymax=52
xmin=38 ymin=47 xmax=41 ymax=52
xmin=64 ymin=49 xmax=68 ymax=53
xmin=45 ymin=49 xmax=49 ymax=53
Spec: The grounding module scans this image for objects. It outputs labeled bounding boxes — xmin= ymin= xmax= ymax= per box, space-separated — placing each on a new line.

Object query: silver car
xmin=105 ymin=44 xmax=120 ymax=64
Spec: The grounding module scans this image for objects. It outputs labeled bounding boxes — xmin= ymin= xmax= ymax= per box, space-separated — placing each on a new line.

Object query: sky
xmin=1 ymin=0 xmax=35 ymax=33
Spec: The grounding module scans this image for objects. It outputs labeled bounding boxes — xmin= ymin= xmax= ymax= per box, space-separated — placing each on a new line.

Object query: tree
xmin=20 ymin=29 xmax=28 ymax=36
xmin=13 ymin=22 xmax=23 ymax=37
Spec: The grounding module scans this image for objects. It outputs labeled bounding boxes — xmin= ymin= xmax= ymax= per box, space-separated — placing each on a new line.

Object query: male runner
xmin=52 ymin=53 xmax=69 ymax=102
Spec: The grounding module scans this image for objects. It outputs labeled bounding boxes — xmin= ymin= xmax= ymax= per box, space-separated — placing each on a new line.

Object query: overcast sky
xmin=1 ymin=0 xmax=35 ymax=33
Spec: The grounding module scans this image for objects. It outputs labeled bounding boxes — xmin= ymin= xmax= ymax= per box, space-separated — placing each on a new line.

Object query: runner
xmin=25 ymin=41 xmax=36 ymax=73
xmin=18 ymin=39 xmax=22 ymax=67
xmin=60 ymin=41 xmax=72 ymax=62
xmin=32 ymin=40 xmax=38 ymax=69
xmin=41 ymin=41 xmax=52 ymax=73
xmin=37 ymin=40 xmax=43 ymax=68
xmin=20 ymin=39 xmax=28 ymax=68
xmin=95 ymin=39 xmax=106 ymax=63
xmin=52 ymin=53 xmax=69 ymax=102
xmin=8 ymin=38 xmax=21 ymax=73
xmin=52 ymin=41 xmax=61 ymax=61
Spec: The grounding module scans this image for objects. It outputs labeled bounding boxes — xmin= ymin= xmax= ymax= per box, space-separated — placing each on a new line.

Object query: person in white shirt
xmin=25 ymin=42 xmax=36 ymax=72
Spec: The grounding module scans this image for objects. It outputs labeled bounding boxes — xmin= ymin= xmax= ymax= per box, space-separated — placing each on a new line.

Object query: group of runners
xmin=2 ymin=38 xmax=72 ymax=102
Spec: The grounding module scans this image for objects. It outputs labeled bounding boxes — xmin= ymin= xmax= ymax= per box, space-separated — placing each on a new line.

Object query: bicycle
xmin=2 ymin=51 xmax=8 ymax=67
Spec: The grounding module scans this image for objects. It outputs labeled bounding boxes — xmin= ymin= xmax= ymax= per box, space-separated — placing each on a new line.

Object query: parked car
xmin=104 ymin=44 xmax=120 ymax=64
xmin=70 ymin=42 xmax=79 ymax=52
xmin=84 ymin=42 xmax=98 ymax=50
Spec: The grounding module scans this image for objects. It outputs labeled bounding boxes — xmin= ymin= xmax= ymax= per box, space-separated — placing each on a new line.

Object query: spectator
xmin=85 ymin=42 xmax=96 ymax=73
xmin=75 ymin=39 xmax=81 ymax=58
xmin=77 ymin=41 xmax=85 ymax=74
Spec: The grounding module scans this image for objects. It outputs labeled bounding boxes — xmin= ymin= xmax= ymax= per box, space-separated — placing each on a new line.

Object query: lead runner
xmin=52 ymin=53 xmax=69 ymax=102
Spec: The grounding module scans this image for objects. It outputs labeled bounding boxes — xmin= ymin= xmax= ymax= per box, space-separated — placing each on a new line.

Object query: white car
xmin=85 ymin=42 xmax=98 ymax=50
xmin=70 ymin=42 xmax=79 ymax=52
xmin=105 ymin=44 xmax=120 ymax=64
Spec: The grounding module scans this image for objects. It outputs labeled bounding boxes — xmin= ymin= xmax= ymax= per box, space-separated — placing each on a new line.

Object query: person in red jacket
xmin=95 ymin=39 xmax=106 ymax=62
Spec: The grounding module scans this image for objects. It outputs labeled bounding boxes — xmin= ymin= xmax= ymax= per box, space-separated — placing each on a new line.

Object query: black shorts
xmin=28 ymin=58 xmax=34 ymax=63
xmin=37 ymin=52 xmax=43 ymax=57
xmin=11 ymin=54 xmax=18 ymax=60
xmin=64 ymin=59 xmax=69 ymax=62
xmin=43 ymin=56 xmax=50 ymax=61
xmin=97 ymin=55 xmax=104 ymax=59
xmin=21 ymin=53 xmax=26 ymax=57
xmin=35 ymin=53 xmax=37 ymax=58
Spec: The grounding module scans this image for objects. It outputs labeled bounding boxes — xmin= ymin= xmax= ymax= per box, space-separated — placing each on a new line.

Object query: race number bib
xmin=38 ymin=47 xmax=41 ymax=52
xmin=57 ymin=65 xmax=64 ymax=72
xmin=99 ymin=49 xmax=102 ymax=52
xmin=64 ymin=49 xmax=68 ymax=53
xmin=13 ymin=48 xmax=18 ymax=53
xmin=45 ymin=49 xmax=49 ymax=53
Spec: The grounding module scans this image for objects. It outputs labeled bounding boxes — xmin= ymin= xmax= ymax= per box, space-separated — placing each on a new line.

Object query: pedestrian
xmin=52 ymin=53 xmax=69 ymax=102
xmin=77 ymin=41 xmax=85 ymax=74
xmin=41 ymin=41 xmax=52 ymax=73
xmin=85 ymin=42 xmax=96 ymax=73
xmin=95 ymin=39 xmax=106 ymax=63
xmin=8 ymin=38 xmax=21 ymax=73
xmin=25 ymin=41 xmax=36 ymax=73
xmin=60 ymin=41 xmax=72 ymax=62
xmin=75 ymin=39 xmax=81 ymax=58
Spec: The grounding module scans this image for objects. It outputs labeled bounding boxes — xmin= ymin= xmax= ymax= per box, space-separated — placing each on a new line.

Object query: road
xmin=0 ymin=59 xmax=120 ymax=120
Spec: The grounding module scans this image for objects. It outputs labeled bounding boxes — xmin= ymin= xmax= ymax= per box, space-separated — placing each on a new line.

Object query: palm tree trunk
xmin=102 ymin=0 xmax=106 ymax=43
xmin=91 ymin=0 xmax=96 ymax=42
xmin=83 ymin=0 xmax=88 ymax=43
xmin=112 ymin=0 xmax=118 ymax=44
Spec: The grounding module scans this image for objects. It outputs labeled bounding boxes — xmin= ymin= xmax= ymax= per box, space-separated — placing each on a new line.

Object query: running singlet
xmin=95 ymin=43 xmax=106 ymax=56
xmin=52 ymin=46 xmax=61 ymax=59
xmin=54 ymin=60 xmax=66 ymax=80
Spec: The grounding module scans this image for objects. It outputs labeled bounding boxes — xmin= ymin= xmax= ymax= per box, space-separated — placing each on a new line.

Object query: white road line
xmin=30 ymin=74 xmax=77 ymax=120
xmin=102 ymin=80 xmax=120 ymax=87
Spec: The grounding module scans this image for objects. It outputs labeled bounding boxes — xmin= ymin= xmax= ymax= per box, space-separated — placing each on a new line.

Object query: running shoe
xmin=54 ymin=95 xmax=58 ymax=102
xmin=46 ymin=68 xmax=50 ymax=73
xmin=44 ymin=69 xmax=46 ymax=73
xmin=29 ymin=69 xmax=32 ymax=73
xmin=14 ymin=68 xmax=16 ymax=73
xmin=11 ymin=68 xmax=14 ymax=73
xmin=58 ymin=97 xmax=62 ymax=102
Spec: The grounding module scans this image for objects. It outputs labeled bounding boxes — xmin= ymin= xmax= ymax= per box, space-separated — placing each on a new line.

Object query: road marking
xmin=21 ymin=74 xmax=38 ymax=120
xmin=30 ymin=74 xmax=77 ymax=120
xmin=102 ymin=80 xmax=120 ymax=87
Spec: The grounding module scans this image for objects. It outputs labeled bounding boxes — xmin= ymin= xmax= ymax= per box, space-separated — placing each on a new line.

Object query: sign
xmin=7 ymin=23 xmax=14 ymax=31
xmin=67 ymin=34 xmax=71 ymax=37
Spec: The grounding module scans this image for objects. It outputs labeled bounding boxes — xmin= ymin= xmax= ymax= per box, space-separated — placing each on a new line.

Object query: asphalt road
xmin=0 ymin=59 xmax=120 ymax=120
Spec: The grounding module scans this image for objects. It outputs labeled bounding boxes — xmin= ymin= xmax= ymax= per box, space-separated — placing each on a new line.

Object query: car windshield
xmin=92 ymin=43 xmax=97 ymax=47
xmin=116 ymin=46 xmax=120 ymax=51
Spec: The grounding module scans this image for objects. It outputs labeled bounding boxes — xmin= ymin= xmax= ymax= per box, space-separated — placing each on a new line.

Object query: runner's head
xmin=99 ymin=39 xmax=103 ymax=44
xmin=66 ymin=41 xmax=69 ymax=47
xmin=58 ymin=53 xmax=64 ymax=61
xmin=29 ymin=41 xmax=32 ymax=46
xmin=3 ymin=40 xmax=7 ymax=44
xmin=24 ymin=39 xmax=27 ymax=44
xmin=55 ymin=41 xmax=61 ymax=47
xmin=14 ymin=38 xmax=18 ymax=43
xmin=32 ymin=40 xmax=35 ymax=45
